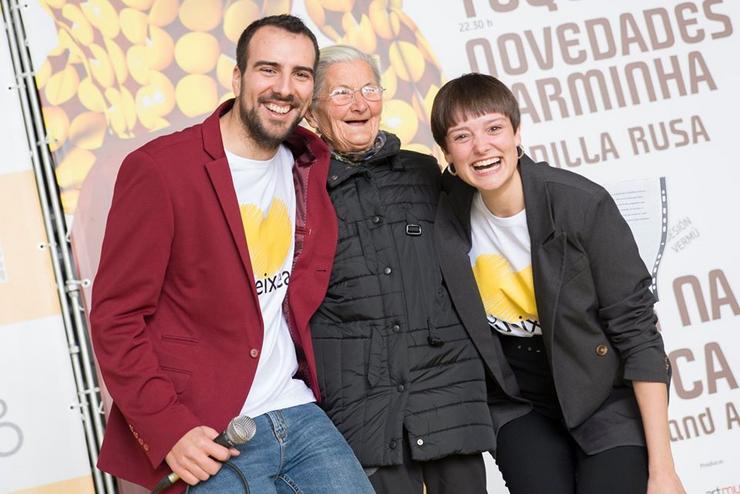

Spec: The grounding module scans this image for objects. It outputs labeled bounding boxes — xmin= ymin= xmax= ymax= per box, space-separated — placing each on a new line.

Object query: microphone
xmin=151 ymin=416 xmax=257 ymax=493
xmin=214 ymin=415 xmax=257 ymax=448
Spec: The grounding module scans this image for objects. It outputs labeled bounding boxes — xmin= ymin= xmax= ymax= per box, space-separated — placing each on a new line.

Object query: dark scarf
xmin=329 ymin=131 xmax=388 ymax=165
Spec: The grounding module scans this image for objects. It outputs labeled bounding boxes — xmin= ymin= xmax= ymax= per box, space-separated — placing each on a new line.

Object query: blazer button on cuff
xmin=595 ymin=344 xmax=608 ymax=357
xmin=250 ymin=348 xmax=259 ymax=358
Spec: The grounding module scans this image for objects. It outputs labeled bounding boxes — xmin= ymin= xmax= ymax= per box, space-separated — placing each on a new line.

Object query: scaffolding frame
xmin=1 ymin=1 xmax=115 ymax=492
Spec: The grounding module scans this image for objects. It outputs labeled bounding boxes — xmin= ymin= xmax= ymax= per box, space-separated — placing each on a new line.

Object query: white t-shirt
xmin=469 ymin=192 xmax=542 ymax=337
xmin=226 ymin=145 xmax=315 ymax=418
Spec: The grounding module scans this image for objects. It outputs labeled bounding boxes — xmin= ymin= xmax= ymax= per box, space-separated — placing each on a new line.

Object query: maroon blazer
xmin=90 ymin=100 xmax=338 ymax=490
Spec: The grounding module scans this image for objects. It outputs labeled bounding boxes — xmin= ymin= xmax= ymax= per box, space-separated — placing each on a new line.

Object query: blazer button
xmin=250 ymin=348 xmax=259 ymax=358
xmin=595 ymin=344 xmax=609 ymax=357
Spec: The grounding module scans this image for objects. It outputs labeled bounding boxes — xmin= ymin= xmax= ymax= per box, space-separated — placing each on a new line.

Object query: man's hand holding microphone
xmin=152 ymin=416 xmax=256 ymax=493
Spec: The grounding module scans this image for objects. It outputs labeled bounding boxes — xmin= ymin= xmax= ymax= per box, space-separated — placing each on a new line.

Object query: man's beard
xmin=239 ymin=94 xmax=302 ymax=149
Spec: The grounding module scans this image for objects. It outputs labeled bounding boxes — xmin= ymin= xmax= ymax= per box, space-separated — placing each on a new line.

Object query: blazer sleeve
xmin=90 ymin=149 xmax=200 ymax=468
xmin=581 ymin=188 xmax=670 ymax=384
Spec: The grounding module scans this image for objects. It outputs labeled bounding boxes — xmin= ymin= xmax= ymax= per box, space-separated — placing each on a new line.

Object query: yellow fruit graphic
xmin=382 ymin=98 xmax=417 ymax=145
xmin=179 ymin=0 xmax=223 ymax=32
xmin=38 ymin=0 xmax=447 ymax=215
xmin=149 ymin=0 xmax=179 ymax=27
xmin=175 ymin=74 xmax=217 ymax=117
xmin=174 ymin=32 xmax=220 ymax=74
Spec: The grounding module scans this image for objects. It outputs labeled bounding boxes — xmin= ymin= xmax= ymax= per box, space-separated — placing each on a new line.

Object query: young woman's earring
xmin=447 ymin=163 xmax=457 ymax=176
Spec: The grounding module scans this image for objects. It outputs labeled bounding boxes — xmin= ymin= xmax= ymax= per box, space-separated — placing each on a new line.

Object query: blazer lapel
xmin=205 ymin=159 xmax=256 ymax=283
xmin=437 ymin=175 xmax=522 ymax=396
xmin=201 ymin=100 xmax=259 ymax=310
xmin=520 ymin=157 xmax=565 ymax=353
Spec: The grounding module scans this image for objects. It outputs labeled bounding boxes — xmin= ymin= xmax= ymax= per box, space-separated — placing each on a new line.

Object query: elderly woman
xmin=430 ymin=73 xmax=686 ymax=494
xmin=305 ymin=46 xmax=493 ymax=494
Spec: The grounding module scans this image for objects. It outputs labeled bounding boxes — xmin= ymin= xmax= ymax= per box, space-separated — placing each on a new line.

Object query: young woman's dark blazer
xmin=435 ymin=155 xmax=672 ymax=455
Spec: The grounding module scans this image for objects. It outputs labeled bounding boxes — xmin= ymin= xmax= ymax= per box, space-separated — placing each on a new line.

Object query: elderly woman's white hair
xmin=313 ymin=45 xmax=382 ymax=102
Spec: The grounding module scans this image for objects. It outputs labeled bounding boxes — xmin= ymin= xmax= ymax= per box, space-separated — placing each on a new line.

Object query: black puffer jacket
xmin=311 ymin=133 xmax=495 ymax=467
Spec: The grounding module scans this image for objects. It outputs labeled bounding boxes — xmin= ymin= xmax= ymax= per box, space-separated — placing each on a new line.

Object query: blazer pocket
xmin=160 ymin=365 xmax=191 ymax=395
xmin=161 ymin=333 xmax=200 ymax=344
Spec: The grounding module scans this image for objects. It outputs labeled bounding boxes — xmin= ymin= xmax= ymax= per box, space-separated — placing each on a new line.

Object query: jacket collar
xmin=442 ymin=155 xmax=557 ymax=248
xmin=327 ymin=132 xmax=403 ymax=189
xmin=520 ymin=155 xmax=557 ymax=247
xmin=201 ymin=99 xmax=231 ymax=160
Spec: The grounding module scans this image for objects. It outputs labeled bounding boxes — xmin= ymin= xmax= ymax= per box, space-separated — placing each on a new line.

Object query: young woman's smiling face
xmin=444 ymin=112 xmax=524 ymax=215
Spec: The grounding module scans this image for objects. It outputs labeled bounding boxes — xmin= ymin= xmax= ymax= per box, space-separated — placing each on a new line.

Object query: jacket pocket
xmin=312 ymin=327 xmax=344 ymax=411
xmin=367 ymin=328 xmax=389 ymax=387
xmin=161 ymin=333 xmax=200 ymax=344
xmin=160 ymin=365 xmax=191 ymax=395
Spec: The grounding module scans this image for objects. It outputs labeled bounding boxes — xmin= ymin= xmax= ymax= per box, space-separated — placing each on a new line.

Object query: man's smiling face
xmin=233 ymin=25 xmax=316 ymax=151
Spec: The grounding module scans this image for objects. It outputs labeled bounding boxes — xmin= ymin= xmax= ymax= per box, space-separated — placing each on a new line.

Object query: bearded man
xmin=90 ymin=14 xmax=372 ymax=494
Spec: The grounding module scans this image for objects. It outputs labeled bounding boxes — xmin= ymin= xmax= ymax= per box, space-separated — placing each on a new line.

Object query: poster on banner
xmin=1 ymin=20 xmax=94 ymax=492
xmin=0 ymin=318 xmax=94 ymax=493
xmin=402 ymin=1 xmax=740 ymax=492
xmin=14 ymin=0 xmax=740 ymax=492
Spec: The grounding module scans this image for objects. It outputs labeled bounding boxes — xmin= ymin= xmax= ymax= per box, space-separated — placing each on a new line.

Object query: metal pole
xmin=2 ymin=1 xmax=114 ymax=492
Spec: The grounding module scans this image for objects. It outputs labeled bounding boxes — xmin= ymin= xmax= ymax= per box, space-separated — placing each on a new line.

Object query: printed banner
xmin=0 ymin=11 xmax=93 ymax=492
xmin=403 ymin=1 xmax=740 ymax=491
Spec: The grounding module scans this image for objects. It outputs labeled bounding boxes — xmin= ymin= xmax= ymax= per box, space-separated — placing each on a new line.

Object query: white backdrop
xmin=402 ymin=1 xmax=740 ymax=492
xmin=0 ymin=10 xmax=93 ymax=492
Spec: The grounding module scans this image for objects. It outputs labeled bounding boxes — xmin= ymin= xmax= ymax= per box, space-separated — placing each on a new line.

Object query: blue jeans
xmin=191 ymin=403 xmax=374 ymax=493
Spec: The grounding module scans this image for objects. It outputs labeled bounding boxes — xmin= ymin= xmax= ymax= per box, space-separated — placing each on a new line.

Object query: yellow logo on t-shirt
xmin=473 ymin=253 xmax=538 ymax=324
xmin=240 ymin=199 xmax=291 ymax=279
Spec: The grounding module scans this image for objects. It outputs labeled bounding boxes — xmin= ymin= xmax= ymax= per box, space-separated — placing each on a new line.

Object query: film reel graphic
xmin=36 ymin=0 xmax=445 ymax=215
xmin=0 ymin=399 xmax=24 ymax=457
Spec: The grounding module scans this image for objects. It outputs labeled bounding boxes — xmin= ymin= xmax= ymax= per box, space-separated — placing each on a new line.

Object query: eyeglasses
xmin=326 ymin=85 xmax=384 ymax=105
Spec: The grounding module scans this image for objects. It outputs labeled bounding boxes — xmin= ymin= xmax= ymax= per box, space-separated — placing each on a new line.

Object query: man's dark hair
xmin=236 ymin=14 xmax=320 ymax=74
xmin=431 ymin=73 xmax=521 ymax=151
